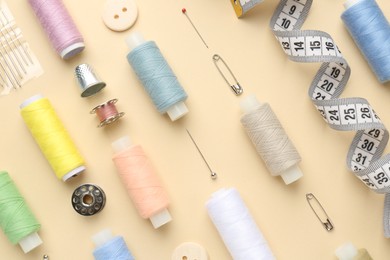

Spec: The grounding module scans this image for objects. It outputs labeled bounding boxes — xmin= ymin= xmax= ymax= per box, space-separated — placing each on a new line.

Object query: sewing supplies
xmin=126 ymin=32 xmax=189 ymax=121
xmin=112 ymin=136 xmax=172 ymax=228
xmin=75 ymin=64 xmax=106 ymax=97
xmin=102 ymin=0 xmax=138 ymax=32
xmin=172 ymin=242 xmax=209 ymax=260
xmin=341 ymin=0 xmax=390 ymax=83
xmin=71 ymin=184 xmax=106 ymax=216
xmin=271 ymin=0 xmax=390 ymax=235
xmin=335 ymin=242 xmax=373 ymax=260
xmin=212 ymin=54 xmax=243 ymax=96
xmin=20 ymin=95 xmax=86 ymax=181
xmin=186 ymin=129 xmax=217 ymax=180
xmin=0 ymin=1 xmax=43 ymax=95
xmin=182 ymin=8 xmax=209 ymax=49
xmin=90 ymin=99 xmax=125 ymax=127
xmin=92 ymin=229 xmax=134 ymax=260
xmin=0 ymin=171 xmax=42 ymax=253
xmin=206 ymin=188 xmax=275 ymax=259
xmin=43 ymin=255 xmax=49 ymax=260
xmin=306 ymin=193 xmax=334 ymax=231
xmin=28 ymin=0 xmax=85 ymax=59
xmin=240 ymin=95 xmax=303 ymax=184
xmin=230 ymin=0 xmax=263 ymax=18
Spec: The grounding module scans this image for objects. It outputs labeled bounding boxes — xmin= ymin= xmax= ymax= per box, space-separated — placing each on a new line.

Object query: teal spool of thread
xmin=126 ymin=32 xmax=189 ymax=121
xmin=0 ymin=171 xmax=42 ymax=253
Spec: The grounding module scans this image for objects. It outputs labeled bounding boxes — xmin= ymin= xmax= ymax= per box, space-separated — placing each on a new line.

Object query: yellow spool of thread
xmin=20 ymin=95 xmax=85 ymax=181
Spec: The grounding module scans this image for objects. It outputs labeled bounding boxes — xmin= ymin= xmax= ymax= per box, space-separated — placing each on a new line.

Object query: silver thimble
xmin=75 ymin=64 xmax=106 ymax=97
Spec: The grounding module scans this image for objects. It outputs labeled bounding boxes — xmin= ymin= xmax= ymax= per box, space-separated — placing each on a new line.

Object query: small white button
xmin=102 ymin=0 xmax=138 ymax=32
xmin=172 ymin=242 xmax=208 ymax=260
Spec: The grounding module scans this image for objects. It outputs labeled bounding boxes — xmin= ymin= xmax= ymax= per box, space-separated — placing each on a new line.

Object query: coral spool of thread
xmin=28 ymin=0 xmax=85 ymax=59
xmin=112 ymin=136 xmax=172 ymax=228
xmin=240 ymin=95 xmax=303 ymax=185
xmin=20 ymin=94 xmax=85 ymax=181
xmin=126 ymin=32 xmax=189 ymax=121
xmin=92 ymin=229 xmax=134 ymax=260
xmin=0 ymin=171 xmax=42 ymax=253
xmin=341 ymin=0 xmax=390 ymax=83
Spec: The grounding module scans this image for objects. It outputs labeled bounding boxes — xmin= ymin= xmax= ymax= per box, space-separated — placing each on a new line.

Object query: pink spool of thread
xmin=28 ymin=0 xmax=85 ymax=59
xmin=112 ymin=136 xmax=172 ymax=229
xmin=90 ymin=99 xmax=125 ymax=127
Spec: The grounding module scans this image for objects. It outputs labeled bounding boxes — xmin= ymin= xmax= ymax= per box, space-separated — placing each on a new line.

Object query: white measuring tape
xmin=270 ymin=0 xmax=390 ymax=235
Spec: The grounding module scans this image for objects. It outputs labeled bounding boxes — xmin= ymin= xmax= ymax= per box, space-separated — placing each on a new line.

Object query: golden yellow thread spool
xmin=20 ymin=95 xmax=85 ymax=181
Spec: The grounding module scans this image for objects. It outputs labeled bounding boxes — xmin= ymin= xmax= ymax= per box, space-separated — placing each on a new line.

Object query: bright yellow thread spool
xmin=20 ymin=95 xmax=85 ymax=181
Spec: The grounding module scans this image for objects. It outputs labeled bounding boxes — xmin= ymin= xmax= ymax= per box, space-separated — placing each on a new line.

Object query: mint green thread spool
xmin=0 ymin=171 xmax=42 ymax=253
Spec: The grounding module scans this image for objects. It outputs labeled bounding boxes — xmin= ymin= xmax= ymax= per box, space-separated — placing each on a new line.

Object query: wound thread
xmin=341 ymin=0 xmax=390 ymax=83
xmin=93 ymin=236 xmax=134 ymax=260
xmin=112 ymin=142 xmax=170 ymax=227
xmin=206 ymin=188 xmax=275 ymax=260
xmin=20 ymin=95 xmax=85 ymax=181
xmin=28 ymin=0 xmax=85 ymax=59
xmin=127 ymin=41 xmax=188 ymax=114
xmin=0 ymin=171 xmax=41 ymax=245
xmin=240 ymin=103 xmax=301 ymax=176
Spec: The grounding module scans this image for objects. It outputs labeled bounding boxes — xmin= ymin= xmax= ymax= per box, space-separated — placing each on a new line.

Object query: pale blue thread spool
xmin=341 ymin=0 xmax=390 ymax=83
xmin=92 ymin=229 xmax=134 ymax=260
xmin=126 ymin=32 xmax=188 ymax=121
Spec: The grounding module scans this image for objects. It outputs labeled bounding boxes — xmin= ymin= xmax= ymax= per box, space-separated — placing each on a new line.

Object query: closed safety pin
xmin=212 ymin=54 xmax=243 ymax=96
xmin=306 ymin=193 xmax=334 ymax=231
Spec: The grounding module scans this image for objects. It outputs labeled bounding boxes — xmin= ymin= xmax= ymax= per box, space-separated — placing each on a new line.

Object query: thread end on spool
xmin=150 ymin=208 xmax=172 ymax=228
xmin=62 ymin=166 xmax=86 ymax=181
xmin=60 ymin=42 xmax=85 ymax=59
xmin=335 ymin=242 xmax=358 ymax=260
xmin=240 ymin=94 xmax=262 ymax=114
xmin=167 ymin=101 xmax=188 ymax=121
xmin=112 ymin=136 xmax=133 ymax=153
xmin=343 ymin=0 xmax=363 ymax=9
xmin=92 ymin=229 xmax=113 ymax=248
xmin=126 ymin=32 xmax=145 ymax=51
xmin=279 ymin=165 xmax=303 ymax=185
xmin=19 ymin=232 xmax=42 ymax=253
xmin=20 ymin=94 xmax=44 ymax=109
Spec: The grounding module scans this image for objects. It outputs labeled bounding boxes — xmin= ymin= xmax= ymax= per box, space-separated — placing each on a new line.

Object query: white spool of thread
xmin=206 ymin=188 xmax=275 ymax=260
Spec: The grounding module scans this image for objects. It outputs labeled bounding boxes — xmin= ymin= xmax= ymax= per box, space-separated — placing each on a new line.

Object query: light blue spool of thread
xmin=126 ymin=32 xmax=189 ymax=121
xmin=92 ymin=229 xmax=134 ymax=260
xmin=341 ymin=0 xmax=390 ymax=83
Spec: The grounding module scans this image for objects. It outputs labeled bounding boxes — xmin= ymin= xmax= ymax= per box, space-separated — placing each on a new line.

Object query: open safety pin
xmin=306 ymin=193 xmax=334 ymax=231
xmin=212 ymin=54 xmax=243 ymax=96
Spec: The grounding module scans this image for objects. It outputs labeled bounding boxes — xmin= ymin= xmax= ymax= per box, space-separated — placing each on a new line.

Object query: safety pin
xmin=212 ymin=54 xmax=243 ymax=96
xmin=306 ymin=193 xmax=334 ymax=231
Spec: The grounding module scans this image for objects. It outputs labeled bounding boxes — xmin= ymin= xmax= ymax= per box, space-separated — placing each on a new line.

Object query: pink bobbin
xmin=90 ymin=99 xmax=125 ymax=127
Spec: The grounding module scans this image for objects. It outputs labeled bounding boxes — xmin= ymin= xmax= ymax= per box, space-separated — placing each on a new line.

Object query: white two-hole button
xmin=172 ymin=242 xmax=208 ymax=260
xmin=102 ymin=0 xmax=138 ymax=31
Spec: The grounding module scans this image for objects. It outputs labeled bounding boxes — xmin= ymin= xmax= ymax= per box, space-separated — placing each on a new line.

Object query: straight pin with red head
xmin=182 ymin=8 xmax=209 ymax=49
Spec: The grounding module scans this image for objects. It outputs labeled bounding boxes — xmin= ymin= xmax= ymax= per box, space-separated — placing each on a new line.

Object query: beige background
xmin=1 ymin=0 xmax=390 ymax=259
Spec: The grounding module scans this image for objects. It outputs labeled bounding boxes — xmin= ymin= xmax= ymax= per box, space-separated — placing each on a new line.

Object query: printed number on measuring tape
xmin=270 ymin=0 xmax=390 ymax=194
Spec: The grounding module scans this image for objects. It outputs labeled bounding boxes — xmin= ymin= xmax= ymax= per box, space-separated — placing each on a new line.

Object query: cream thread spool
xmin=335 ymin=242 xmax=373 ymax=260
xmin=240 ymin=95 xmax=303 ymax=184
